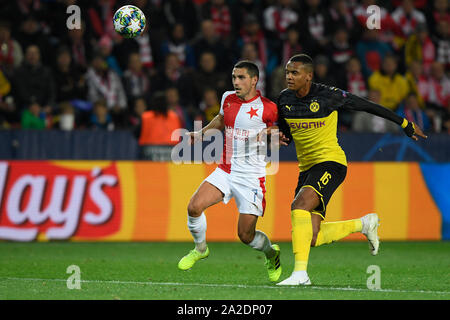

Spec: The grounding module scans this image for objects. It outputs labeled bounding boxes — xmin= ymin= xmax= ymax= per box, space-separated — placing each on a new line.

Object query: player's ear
xmin=252 ymin=75 xmax=259 ymax=88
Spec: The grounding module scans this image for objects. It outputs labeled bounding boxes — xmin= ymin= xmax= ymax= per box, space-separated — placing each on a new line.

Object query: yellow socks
xmin=291 ymin=209 xmax=313 ymax=271
xmin=314 ymin=219 xmax=362 ymax=247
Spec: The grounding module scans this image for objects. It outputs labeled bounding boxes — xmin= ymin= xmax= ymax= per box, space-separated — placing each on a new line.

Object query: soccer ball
xmin=113 ymin=5 xmax=146 ymax=38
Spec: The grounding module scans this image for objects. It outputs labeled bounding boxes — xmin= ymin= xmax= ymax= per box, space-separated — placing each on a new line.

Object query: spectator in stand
xmin=192 ymin=19 xmax=231 ymax=72
xmin=192 ymin=51 xmax=228 ymax=105
xmin=368 ymin=53 xmax=409 ymax=111
xmin=270 ymin=63 xmax=287 ymax=101
xmin=138 ymin=91 xmax=182 ymax=146
xmin=98 ymin=35 xmax=122 ymax=76
xmin=122 ymin=52 xmax=152 ymax=104
xmin=111 ymin=35 xmax=140 ymax=72
xmin=326 ymin=0 xmax=359 ymax=42
xmin=404 ymin=23 xmax=435 ymax=75
xmin=129 ymin=96 xmax=147 ymax=136
xmin=0 ymin=20 xmax=23 ymax=75
xmin=52 ymin=46 xmax=87 ymax=104
xmin=281 ymin=24 xmax=303 ymax=65
xmin=135 ymin=25 xmax=155 ymax=71
xmin=150 ymin=52 xmax=194 ymax=107
xmin=424 ymin=61 xmax=450 ymax=112
xmin=356 ymin=28 xmax=393 ymax=78
xmin=21 ymin=101 xmax=46 ymax=129
xmin=235 ymin=14 xmax=276 ymax=74
xmin=425 ymin=0 xmax=450 ymax=38
xmin=405 ymin=60 xmax=428 ymax=108
xmin=297 ymin=0 xmax=330 ymax=56
xmin=15 ymin=14 xmax=53 ymax=66
xmin=13 ymin=44 xmax=55 ymax=115
xmin=230 ymin=0 xmax=264 ymax=37
xmin=201 ymin=0 xmax=232 ymax=43
xmin=432 ymin=20 xmax=450 ymax=70
xmin=160 ymin=23 xmax=195 ymax=68
xmin=327 ymin=27 xmax=355 ymax=77
xmin=314 ymin=55 xmax=337 ymax=87
xmin=342 ymin=56 xmax=368 ymax=98
xmin=56 ymin=101 xmax=76 ymax=131
xmin=263 ymin=0 xmax=299 ymax=41
xmin=165 ymin=86 xmax=189 ymax=130
xmin=85 ymin=53 xmax=127 ymax=128
xmin=163 ymin=0 xmax=199 ymax=40
xmin=133 ymin=0 xmax=167 ymax=50
xmin=396 ymin=92 xmax=432 ymax=133
xmin=392 ymin=0 xmax=427 ymax=39
xmin=64 ymin=20 xmax=93 ymax=72
xmin=89 ymin=99 xmax=114 ymax=131
xmin=199 ymin=88 xmax=220 ymax=123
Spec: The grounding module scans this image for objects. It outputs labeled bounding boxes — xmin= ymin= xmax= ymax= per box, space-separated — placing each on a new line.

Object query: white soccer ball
xmin=113 ymin=5 xmax=146 ymax=38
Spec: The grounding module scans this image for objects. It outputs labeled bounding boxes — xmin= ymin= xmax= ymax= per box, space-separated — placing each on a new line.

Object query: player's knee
xmin=238 ymin=229 xmax=254 ymax=245
xmin=291 ymin=197 xmax=309 ymax=211
xmin=187 ymin=200 xmax=202 ymax=217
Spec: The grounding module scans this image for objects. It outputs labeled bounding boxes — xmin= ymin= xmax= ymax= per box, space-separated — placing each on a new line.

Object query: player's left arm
xmin=337 ymin=90 xmax=427 ymax=141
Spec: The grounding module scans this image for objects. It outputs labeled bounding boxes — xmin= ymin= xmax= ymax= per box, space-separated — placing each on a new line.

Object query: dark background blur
xmin=0 ymin=0 xmax=448 ymax=140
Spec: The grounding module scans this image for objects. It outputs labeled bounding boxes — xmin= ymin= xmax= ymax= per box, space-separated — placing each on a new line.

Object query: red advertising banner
xmin=0 ymin=161 xmax=122 ymax=241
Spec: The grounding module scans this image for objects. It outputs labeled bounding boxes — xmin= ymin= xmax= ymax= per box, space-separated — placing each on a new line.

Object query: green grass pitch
xmin=0 ymin=241 xmax=449 ymax=300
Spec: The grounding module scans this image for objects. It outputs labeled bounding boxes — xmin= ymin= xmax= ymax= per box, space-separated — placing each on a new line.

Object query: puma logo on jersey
xmin=285 ymin=105 xmax=292 ymax=111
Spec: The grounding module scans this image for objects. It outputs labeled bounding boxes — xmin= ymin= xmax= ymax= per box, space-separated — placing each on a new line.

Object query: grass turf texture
xmin=0 ymin=241 xmax=448 ymax=300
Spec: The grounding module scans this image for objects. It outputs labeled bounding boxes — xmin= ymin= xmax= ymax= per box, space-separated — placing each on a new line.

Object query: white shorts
xmin=204 ymin=167 xmax=267 ymax=216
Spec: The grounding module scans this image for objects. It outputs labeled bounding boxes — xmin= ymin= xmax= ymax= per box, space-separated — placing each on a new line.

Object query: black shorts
xmin=294 ymin=161 xmax=347 ymax=218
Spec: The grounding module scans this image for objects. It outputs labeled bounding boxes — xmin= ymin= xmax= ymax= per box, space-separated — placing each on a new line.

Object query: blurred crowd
xmin=0 ymin=0 xmax=449 ymax=144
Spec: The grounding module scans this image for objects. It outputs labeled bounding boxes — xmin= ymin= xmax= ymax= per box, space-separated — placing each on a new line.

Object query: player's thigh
xmin=188 ymin=181 xmax=224 ymax=216
xmin=237 ymin=213 xmax=259 ymax=244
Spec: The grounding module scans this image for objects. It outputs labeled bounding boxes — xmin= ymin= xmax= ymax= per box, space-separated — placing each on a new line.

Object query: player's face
xmin=285 ymin=61 xmax=313 ymax=92
xmin=232 ymin=67 xmax=258 ymax=100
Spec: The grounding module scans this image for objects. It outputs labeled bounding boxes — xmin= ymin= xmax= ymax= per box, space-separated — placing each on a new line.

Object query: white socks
xmin=187 ymin=213 xmax=207 ymax=252
xmin=187 ymin=215 xmax=275 ymax=258
xmin=248 ymin=230 xmax=276 ymax=259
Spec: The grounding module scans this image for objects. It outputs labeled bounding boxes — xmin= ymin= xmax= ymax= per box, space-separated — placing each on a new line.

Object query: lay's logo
xmin=0 ymin=161 xmax=123 ymax=241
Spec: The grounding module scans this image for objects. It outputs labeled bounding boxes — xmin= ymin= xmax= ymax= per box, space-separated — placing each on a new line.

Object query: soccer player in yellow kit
xmin=272 ymin=54 xmax=427 ymax=285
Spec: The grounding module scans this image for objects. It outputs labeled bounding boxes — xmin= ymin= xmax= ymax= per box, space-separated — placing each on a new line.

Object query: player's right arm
xmin=185 ymin=113 xmax=225 ymax=145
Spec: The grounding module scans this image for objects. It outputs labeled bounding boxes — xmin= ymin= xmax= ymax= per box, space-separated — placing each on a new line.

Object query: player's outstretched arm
xmin=343 ymin=93 xmax=427 ymax=141
xmin=185 ymin=114 xmax=225 ymax=145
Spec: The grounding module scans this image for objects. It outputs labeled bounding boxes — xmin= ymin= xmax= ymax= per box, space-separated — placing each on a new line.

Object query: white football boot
xmin=361 ymin=213 xmax=380 ymax=256
xmin=276 ymin=271 xmax=311 ymax=286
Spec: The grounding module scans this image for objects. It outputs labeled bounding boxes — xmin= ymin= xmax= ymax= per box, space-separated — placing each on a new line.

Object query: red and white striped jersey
xmin=218 ymin=91 xmax=278 ymax=177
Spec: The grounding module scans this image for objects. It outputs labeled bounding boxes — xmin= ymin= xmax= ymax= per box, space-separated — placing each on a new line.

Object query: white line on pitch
xmin=2 ymin=277 xmax=449 ymax=295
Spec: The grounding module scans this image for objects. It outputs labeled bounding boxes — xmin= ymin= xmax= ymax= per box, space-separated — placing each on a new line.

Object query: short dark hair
xmin=288 ymin=54 xmax=314 ymax=72
xmin=233 ymin=60 xmax=259 ymax=79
